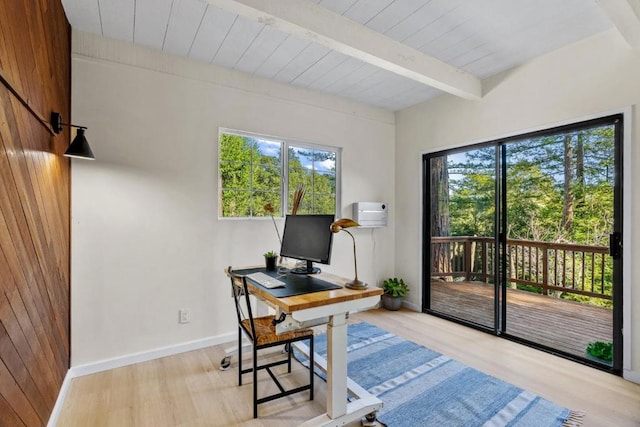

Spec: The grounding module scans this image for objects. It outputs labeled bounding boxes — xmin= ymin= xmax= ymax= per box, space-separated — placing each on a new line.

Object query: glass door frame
xmin=422 ymin=114 xmax=624 ymax=375
xmin=421 ymin=142 xmax=502 ymax=335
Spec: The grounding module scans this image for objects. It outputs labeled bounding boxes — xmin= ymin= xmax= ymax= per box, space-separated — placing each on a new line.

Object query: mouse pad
xmin=233 ymin=267 xmax=341 ymax=297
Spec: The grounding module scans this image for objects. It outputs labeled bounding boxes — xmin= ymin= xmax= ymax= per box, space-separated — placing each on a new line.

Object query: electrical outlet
xmin=179 ymin=308 xmax=191 ymax=324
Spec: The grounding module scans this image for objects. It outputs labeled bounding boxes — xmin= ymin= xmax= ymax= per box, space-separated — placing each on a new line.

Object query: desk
xmin=228 ymin=267 xmax=383 ymax=426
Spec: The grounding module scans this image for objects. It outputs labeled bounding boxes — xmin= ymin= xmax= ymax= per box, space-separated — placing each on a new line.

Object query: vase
xmin=584 ymin=351 xmax=613 ymax=366
xmin=381 ymin=294 xmax=403 ymax=311
xmin=265 ymin=256 xmax=277 ymax=271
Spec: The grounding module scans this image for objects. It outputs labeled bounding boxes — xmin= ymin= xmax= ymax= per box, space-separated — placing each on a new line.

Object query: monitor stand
xmin=290 ymin=260 xmax=321 ymax=275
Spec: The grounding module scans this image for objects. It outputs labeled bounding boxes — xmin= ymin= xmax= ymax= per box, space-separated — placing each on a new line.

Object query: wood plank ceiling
xmin=60 ymin=0 xmax=617 ymax=111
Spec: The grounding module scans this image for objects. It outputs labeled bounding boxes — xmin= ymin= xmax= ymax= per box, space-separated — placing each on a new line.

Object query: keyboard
xmin=247 ymin=272 xmax=286 ymax=289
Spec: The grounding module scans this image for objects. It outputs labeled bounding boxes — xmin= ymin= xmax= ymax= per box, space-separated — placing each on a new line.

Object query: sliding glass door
xmin=502 ymin=120 xmax=621 ymax=367
xmin=423 ymin=115 xmax=623 ymax=373
xmin=426 ymin=146 xmax=498 ymax=331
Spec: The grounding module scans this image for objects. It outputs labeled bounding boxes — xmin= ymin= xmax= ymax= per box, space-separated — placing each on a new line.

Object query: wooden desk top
xmin=227 ymin=267 xmax=383 ymax=313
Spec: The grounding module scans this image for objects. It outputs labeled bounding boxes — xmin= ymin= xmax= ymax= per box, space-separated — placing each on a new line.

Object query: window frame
xmin=218 ymin=128 xmax=342 ymax=219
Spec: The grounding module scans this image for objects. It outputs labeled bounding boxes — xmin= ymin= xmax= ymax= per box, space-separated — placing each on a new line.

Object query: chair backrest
xmin=227 ymin=266 xmax=256 ymax=341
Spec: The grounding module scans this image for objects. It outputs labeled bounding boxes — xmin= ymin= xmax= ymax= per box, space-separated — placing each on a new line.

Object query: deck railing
xmin=431 ymin=236 xmax=611 ymax=300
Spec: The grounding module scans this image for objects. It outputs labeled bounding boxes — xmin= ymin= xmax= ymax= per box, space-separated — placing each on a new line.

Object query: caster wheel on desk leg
xmin=361 ymin=412 xmax=378 ymax=426
xmin=219 ymin=356 xmax=231 ymax=371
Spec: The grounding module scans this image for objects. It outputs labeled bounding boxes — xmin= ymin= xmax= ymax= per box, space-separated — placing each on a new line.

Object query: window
xmin=219 ymin=129 xmax=340 ymax=218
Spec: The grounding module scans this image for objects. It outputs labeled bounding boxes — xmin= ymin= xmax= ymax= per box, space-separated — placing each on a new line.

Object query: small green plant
xmin=586 ymin=341 xmax=613 ymax=361
xmin=382 ymin=277 xmax=409 ymax=297
xmin=263 ymin=250 xmax=278 ymax=259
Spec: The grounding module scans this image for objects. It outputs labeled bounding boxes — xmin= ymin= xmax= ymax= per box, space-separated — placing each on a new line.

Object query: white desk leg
xmin=326 ymin=313 xmax=348 ymax=418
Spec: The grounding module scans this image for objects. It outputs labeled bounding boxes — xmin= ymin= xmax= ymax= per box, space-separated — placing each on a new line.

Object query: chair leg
xmin=253 ymin=345 xmax=258 ymax=418
xmin=287 ymin=343 xmax=292 ymax=373
xmin=309 ymin=335 xmax=314 ymax=401
xmin=238 ymin=327 xmax=243 ymax=386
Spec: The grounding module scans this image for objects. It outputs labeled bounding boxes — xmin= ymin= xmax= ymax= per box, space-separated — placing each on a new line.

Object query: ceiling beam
xmin=596 ymin=0 xmax=640 ymax=48
xmin=204 ymin=0 xmax=482 ymax=100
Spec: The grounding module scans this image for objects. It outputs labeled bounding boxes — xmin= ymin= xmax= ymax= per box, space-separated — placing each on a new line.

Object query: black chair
xmin=226 ymin=267 xmax=314 ymax=418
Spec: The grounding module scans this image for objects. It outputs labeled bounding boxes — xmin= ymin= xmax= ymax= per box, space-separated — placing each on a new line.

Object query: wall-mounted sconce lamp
xmin=330 ymin=218 xmax=367 ymax=290
xmin=51 ymin=112 xmax=95 ymax=160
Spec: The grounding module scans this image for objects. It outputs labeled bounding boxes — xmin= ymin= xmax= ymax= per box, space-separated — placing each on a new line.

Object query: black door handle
xmin=609 ymin=232 xmax=622 ymax=259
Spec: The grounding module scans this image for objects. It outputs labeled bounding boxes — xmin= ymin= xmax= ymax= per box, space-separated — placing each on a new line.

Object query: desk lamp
xmin=330 ymin=218 xmax=367 ymax=290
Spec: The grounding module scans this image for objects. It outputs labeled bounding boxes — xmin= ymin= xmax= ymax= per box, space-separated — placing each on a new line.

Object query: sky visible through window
xmin=257 ymin=139 xmax=335 ymax=173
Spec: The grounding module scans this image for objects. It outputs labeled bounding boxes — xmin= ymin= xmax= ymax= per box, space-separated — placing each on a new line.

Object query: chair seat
xmin=242 ymin=316 xmax=313 ymax=346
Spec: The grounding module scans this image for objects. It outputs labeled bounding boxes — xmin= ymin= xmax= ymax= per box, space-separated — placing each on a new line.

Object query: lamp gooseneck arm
xmin=343 ymin=229 xmax=358 ymax=281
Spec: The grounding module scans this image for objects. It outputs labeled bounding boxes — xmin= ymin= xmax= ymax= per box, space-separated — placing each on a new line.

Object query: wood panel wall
xmin=0 ymin=1 xmax=71 ymax=425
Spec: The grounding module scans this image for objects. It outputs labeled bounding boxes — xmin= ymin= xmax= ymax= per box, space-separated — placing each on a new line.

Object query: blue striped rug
xmin=304 ymin=322 xmax=583 ymax=427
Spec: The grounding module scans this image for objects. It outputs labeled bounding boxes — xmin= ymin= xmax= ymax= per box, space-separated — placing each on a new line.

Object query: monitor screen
xmin=280 ymin=214 xmax=335 ymax=274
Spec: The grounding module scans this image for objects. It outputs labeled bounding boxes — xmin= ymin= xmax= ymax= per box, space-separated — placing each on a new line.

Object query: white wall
xmin=395 ymin=29 xmax=639 ymax=380
xmin=70 ymin=31 xmax=395 ymax=366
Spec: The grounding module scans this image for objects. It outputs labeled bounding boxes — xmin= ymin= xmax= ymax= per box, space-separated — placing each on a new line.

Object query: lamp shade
xmin=64 ymin=128 xmax=95 ymax=160
xmin=330 ymin=218 xmax=359 ymax=233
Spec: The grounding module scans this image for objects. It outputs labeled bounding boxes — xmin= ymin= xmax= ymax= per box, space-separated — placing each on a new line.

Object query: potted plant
xmin=585 ymin=341 xmax=613 ymax=366
xmin=381 ymin=277 xmax=409 ymax=311
xmin=264 ymin=251 xmax=278 ymax=271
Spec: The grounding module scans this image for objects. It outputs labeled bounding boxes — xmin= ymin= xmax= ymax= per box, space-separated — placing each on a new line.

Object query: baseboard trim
xmin=46 ymin=370 xmax=74 ymax=427
xmin=402 ymin=300 xmax=420 ymax=312
xmin=70 ymin=332 xmax=236 ymax=378
xmin=623 ymin=368 xmax=640 ymax=384
xmin=47 ymin=332 xmax=236 ymax=426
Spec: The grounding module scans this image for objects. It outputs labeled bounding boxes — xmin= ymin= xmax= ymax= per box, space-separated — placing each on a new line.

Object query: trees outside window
xmin=429 ymin=121 xmax=616 ymax=307
xmin=219 ymin=130 xmax=340 ymax=218
xmin=446 ymin=125 xmax=615 ymax=247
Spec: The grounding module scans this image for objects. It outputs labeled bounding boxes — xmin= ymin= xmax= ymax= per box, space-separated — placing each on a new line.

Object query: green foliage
xmin=561 ymin=293 xmax=613 ymax=308
xmin=444 ymin=125 xmax=616 ymax=306
xmin=219 ymin=133 xmax=336 ymax=216
xmin=516 ymin=284 xmax=542 ymax=294
xmin=382 ymin=278 xmax=409 ymax=297
xmin=288 ymin=146 xmax=336 ymax=215
xmin=586 ymin=341 xmax=613 ymax=361
xmin=448 ymin=127 xmax=614 ymax=244
xmin=263 ymin=250 xmax=278 ymax=259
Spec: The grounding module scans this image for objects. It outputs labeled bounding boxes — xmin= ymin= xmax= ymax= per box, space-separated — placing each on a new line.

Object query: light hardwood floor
xmin=56 ymin=309 xmax=640 ymax=426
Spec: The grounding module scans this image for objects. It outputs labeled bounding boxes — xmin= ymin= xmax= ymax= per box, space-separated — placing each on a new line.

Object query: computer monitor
xmin=280 ymin=214 xmax=335 ymax=274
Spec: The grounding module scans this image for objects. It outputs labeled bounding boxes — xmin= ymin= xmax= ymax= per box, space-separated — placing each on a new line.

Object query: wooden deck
xmin=430 ymin=280 xmax=613 ymax=358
